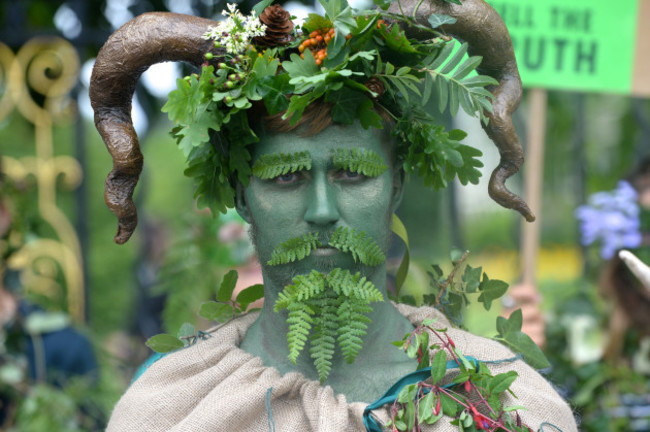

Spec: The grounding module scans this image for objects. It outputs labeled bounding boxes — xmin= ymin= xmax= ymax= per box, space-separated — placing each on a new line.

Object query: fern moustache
xmin=328 ymin=227 xmax=386 ymax=266
xmin=332 ymin=148 xmax=387 ymax=177
xmin=268 ymin=232 xmax=321 ymax=266
xmin=274 ymin=268 xmax=384 ymax=382
xmin=252 ymin=151 xmax=312 ymax=180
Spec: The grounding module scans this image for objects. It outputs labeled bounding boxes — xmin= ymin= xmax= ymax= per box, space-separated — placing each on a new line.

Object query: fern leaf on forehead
xmin=252 ymin=151 xmax=312 ymax=180
xmin=268 ymin=232 xmax=321 ymax=266
xmin=328 ymin=227 xmax=386 ymax=266
xmin=332 ymin=148 xmax=388 ymax=177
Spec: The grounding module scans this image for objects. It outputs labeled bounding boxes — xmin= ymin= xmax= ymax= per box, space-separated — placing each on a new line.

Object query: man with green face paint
xmin=89 ymin=1 xmax=578 ymax=430
xmin=237 ymin=121 xmax=418 ymax=401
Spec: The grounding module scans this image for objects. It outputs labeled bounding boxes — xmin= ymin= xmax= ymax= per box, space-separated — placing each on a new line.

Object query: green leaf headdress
xmin=90 ymin=0 xmax=534 ymax=245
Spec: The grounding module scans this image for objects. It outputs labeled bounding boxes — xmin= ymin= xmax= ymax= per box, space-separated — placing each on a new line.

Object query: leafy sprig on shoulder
xmin=146 ymin=270 xmax=264 ymax=353
xmin=395 ymin=249 xmax=549 ymax=370
xmin=386 ymin=321 xmax=534 ymax=432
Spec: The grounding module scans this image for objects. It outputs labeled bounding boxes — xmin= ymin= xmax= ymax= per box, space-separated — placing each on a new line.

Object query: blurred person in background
xmin=0 ymin=163 xmax=98 ymax=428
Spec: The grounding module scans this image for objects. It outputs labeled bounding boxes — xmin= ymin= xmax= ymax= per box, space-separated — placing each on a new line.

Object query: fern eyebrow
xmin=252 ymin=151 xmax=312 ymax=180
xmin=332 ymin=148 xmax=388 ymax=177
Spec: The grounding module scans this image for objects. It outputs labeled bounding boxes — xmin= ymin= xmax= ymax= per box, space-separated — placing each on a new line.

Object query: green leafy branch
xmin=398 ymin=249 xmax=549 ymax=370
xmin=420 ymin=41 xmax=498 ymax=124
xmin=274 ymin=268 xmax=384 ymax=382
xmin=395 ymin=113 xmax=483 ymax=190
xmin=146 ymin=270 xmax=264 ymax=353
xmin=388 ymin=321 xmax=532 ymax=431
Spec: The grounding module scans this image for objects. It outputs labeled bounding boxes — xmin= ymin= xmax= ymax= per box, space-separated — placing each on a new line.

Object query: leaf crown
xmin=162 ymin=0 xmax=494 ymax=216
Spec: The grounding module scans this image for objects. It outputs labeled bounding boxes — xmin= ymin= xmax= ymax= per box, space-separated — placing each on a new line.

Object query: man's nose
xmin=304 ymin=173 xmax=340 ymax=226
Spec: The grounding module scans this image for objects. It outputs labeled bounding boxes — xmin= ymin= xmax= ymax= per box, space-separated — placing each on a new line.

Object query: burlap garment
xmin=107 ymin=304 xmax=577 ymax=431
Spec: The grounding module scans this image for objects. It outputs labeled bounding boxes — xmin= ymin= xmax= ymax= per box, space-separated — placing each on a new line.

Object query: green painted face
xmin=237 ymin=123 xmax=403 ymax=291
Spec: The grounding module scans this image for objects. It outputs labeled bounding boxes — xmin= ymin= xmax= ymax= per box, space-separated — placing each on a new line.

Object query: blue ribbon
xmin=363 ymin=357 xmax=480 ymax=432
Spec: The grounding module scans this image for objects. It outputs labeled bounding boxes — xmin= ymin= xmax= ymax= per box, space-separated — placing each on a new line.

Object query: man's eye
xmin=335 ymin=169 xmax=364 ymax=180
xmin=273 ymin=172 xmax=300 ymax=184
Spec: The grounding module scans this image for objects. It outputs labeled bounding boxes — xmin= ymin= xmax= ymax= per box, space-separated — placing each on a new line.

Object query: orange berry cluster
xmin=298 ymin=28 xmax=352 ymax=65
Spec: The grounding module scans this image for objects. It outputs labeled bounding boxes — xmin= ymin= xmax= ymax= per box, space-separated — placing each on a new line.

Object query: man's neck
xmin=240 ymin=265 xmax=418 ymax=403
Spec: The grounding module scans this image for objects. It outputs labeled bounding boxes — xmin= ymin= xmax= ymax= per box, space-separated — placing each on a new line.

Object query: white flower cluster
xmin=202 ymin=3 xmax=267 ymax=54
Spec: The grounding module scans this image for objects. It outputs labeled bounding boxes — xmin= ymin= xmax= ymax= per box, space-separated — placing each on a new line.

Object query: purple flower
xmin=575 ymin=181 xmax=642 ymax=259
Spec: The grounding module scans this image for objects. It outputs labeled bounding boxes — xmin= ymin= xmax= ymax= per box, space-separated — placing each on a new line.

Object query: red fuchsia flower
xmin=473 ymin=413 xmax=491 ymax=430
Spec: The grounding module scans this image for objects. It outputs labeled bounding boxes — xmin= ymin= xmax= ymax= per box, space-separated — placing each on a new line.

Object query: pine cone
xmin=254 ymin=5 xmax=294 ymax=47
xmin=365 ymin=77 xmax=385 ymax=99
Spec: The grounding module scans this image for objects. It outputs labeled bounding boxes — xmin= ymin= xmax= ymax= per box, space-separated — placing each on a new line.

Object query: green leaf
xmin=199 ymin=301 xmax=233 ymax=322
xmin=453 ymin=56 xmax=482 ymax=80
xmin=358 ymin=98 xmax=383 ymax=129
xmin=418 ymin=391 xmax=435 ymax=423
xmin=302 ymin=14 xmax=332 ymax=34
xmin=477 ymin=274 xmax=509 ymax=310
xmin=444 ymin=0 xmax=462 ymax=4
xmin=145 ymin=334 xmax=184 ymax=353
xmin=427 ymin=41 xmax=455 ymax=70
xmin=430 ymin=349 xmax=448 ymax=385
xmin=252 ymin=0 xmax=274 ymax=15
xmin=326 ymin=90 xmax=365 ymax=125
xmin=216 ymin=269 xmax=239 ymax=302
xmin=283 ymin=51 xmax=319 ymax=79
xmin=498 ymin=331 xmax=551 ymax=369
xmin=460 ymin=265 xmax=481 ymax=293
xmin=257 ymin=75 xmax=292 ymax=115
xmin=372 ymin=0 xmax=392 ymax=9
xmin=428 ymin=14 xmax=457 ymax=29
xmin=487 ymin=370 xmax=518 ymax=394
xmin=440 ymin=43 xmax=468 ymax=75
xmin=177 ymin=322 xmax=196 ymax=340
xmin=380 ymin=24 xmax=418 ymax=54
xmin=319 ymin=0 xmax=348 ymax=20
xmin=440 ymin=392 xmax=458 ymax=417
xmin=235 ymin=284 xmax=264 ymax=308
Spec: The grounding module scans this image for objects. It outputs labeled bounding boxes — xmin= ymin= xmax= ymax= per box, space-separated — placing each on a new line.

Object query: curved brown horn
xmin=90 ymin=12 xmax=221 ymax=244
xmin=392 ymin=0 xmax=536 ymax=222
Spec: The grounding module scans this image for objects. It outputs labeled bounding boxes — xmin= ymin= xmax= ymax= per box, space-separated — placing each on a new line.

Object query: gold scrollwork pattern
xmin=0 ymin=38 xmax=84 ymax=322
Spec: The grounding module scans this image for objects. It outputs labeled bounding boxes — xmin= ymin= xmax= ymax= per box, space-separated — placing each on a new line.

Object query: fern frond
xmin=337 ymin=299 xmax=372 ymax=363
xmin=286 ymin=302 xmax=314 ymax=363
xmin=420 ymin=41 xmax=498 ymax=124
xmin=327 ymin=268 xmax=384 ymax=301
xmin=252 ymin=151 xmax=312 ymax=180
xmin=332 ymin=148 xmax=388 ymax=177
xmin=328 ymin=227 xmax=386 ymax=266
xmin=268 ymin=232 xmax=321 ymax=266
xmin=309 ymin=291 xmax=339 ymax=382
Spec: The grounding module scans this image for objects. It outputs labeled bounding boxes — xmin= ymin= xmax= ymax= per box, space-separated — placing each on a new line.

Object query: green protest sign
xmin=487 ymin=0 xmax=640 ymax=94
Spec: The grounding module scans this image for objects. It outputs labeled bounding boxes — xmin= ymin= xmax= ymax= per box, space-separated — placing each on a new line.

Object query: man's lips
xmin=311 ymin=246 xmax=338 ymax=257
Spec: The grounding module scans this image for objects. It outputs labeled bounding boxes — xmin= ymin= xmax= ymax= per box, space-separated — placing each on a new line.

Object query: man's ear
xmin=235 ymin=182 xmax=251 ymax=223
xmin=391 ymin=167 xmax=406 ymax=212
